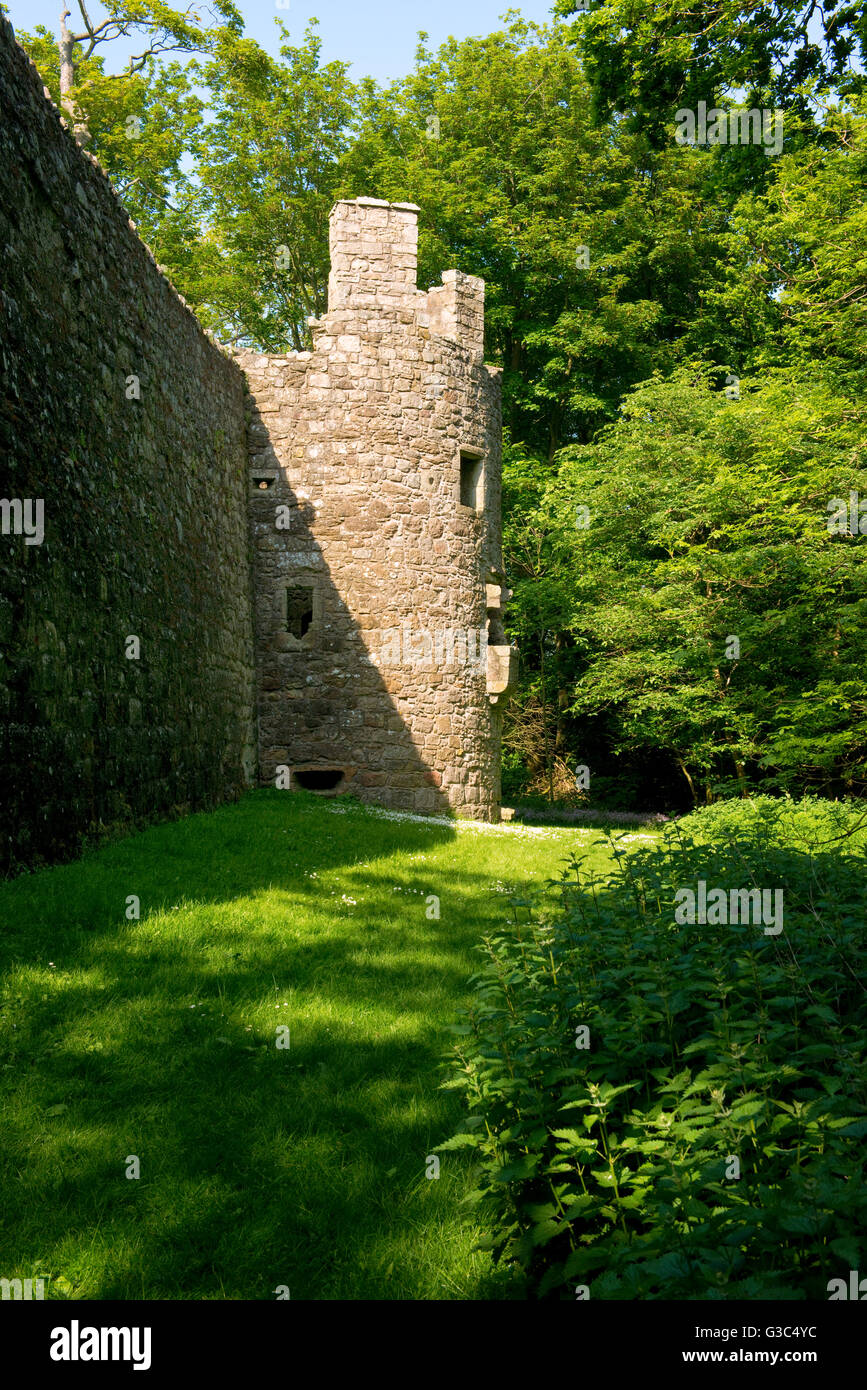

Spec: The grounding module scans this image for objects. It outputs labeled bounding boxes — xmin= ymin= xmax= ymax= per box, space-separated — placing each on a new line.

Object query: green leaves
xmin=190 ymin=23 xmax=354 ymax=351
xmin=440 ymin=808 xmax=867 ymax=1298
xmin=565 ymin=0 xmax=865 ymax=135
xmin=529 ymin=368 xmax=867 ymax=803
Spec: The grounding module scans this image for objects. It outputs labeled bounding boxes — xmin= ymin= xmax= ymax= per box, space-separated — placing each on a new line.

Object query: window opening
xmin=286 ymin=587 xmax=314 ymax=640
xmin=460 ymin=452 xmax=483 ymax=509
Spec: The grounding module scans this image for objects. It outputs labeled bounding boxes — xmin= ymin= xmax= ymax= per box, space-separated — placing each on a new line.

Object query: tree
xmin=701 ymin=97 xmax=867 ymax=390
xmin=188 ymin=21 xmax=355 ymax=351
xmin=56 ymin=1 xmax=242 ymax=145
xmin=558 ymin=0 xmax=866 ymax=140
xmin=15 ymin=4 xmax=243 ymax=284
xmin=534 ymin=367 xmax=867 ymax=804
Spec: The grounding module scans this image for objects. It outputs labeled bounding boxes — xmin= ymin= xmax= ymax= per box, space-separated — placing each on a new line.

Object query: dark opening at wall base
xmin=293 ymin=769 xmax=345 ymax=792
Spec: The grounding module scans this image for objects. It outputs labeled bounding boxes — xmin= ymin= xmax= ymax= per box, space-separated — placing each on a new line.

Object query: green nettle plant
xmin=439 ymin=799 xmax=867 ymax=1299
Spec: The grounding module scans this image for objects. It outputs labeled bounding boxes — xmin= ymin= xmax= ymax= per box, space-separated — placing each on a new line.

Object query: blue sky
xmin=4 ymin=1 xmax=560 ymax=83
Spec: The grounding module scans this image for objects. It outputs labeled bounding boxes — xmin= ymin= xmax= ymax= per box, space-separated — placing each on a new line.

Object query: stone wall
xmin=0 ymin=8 xmax=513 ymax=864
xmin=0 ymin=17 xmax=256 ymax=871
xmin=239 ymin=198 xmax=512 ymax=821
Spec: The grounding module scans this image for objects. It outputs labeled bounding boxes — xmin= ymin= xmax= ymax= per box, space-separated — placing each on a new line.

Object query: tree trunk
xmin=554 ymin=632 xmax=570 ymax=757
xmin=59 ymin=9 xmax=90 ymax=146
xmin=547 ymin=407 xmax=561 ymax=462
xmin=59 ymin=10 xmax=75 ymax=114
xmin=540 ymin=633 xmax=554 ymax=803
xmin=676 ymin=756 xmax=697 ymax=806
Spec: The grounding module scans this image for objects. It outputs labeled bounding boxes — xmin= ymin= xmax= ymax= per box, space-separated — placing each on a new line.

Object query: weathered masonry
xmin=0 ymin=15 xmax=255 ymax=871
xmin=239 ymin=199 xmax=516 ymax=820
xmin=0 ymin=12 xmax=515 ymax=870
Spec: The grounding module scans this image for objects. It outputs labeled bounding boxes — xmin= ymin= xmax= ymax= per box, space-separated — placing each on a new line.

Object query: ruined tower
xmin=239 ymin=197 xmax=516 ymax=820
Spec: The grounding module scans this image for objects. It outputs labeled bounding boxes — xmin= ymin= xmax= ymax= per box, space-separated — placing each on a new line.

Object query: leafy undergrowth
xmin=0 ymin=789 xmax=626 ymax=1300
xmin=439 ymin=797 xmax=867 ymax=1299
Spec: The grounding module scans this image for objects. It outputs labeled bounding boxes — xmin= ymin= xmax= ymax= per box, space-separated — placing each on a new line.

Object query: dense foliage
xmin=507 ymin=368 xmax=867 ymax=807
xmin=559 ymin=0 xmax=866 ymax=135
xmin=439 ymin=797 xmax=867 ymax=1298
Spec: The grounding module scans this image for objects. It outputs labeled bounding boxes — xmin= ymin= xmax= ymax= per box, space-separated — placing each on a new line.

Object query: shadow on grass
xmin=0 ymin=790 xmax=530 ymax=1300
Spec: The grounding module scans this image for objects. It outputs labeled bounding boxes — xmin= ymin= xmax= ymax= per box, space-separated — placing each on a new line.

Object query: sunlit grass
xmin=0 ymin=789 xmax=637 ymax=1300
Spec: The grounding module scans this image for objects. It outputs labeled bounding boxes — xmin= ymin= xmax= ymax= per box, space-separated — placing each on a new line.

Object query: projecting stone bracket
xmin=486 ymin=582 xmax=506 ymax=608
xmin=487 ymin=644 xmax=518 ymax=704
xmin=485 ymin=570 xmax=517 ymax=702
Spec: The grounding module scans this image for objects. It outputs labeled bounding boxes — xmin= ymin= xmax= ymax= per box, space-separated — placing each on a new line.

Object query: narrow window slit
xmin=459 ymin=451 xmax=483 ymax=509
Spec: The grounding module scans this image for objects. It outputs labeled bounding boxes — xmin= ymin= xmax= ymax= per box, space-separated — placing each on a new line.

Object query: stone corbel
xmin=485 ymin=567 xmax=517 ymax=702
xmin=486 ymin=643 xmax=518 ymax=703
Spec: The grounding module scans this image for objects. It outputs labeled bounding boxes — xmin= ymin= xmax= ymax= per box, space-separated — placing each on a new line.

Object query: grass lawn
xmin=0 ymin=789 xmax=651 ymax=1301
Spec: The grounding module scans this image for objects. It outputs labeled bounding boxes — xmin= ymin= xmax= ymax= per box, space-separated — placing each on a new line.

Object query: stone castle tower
xmin=238 ymin=198 xmax=516 ymax=820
